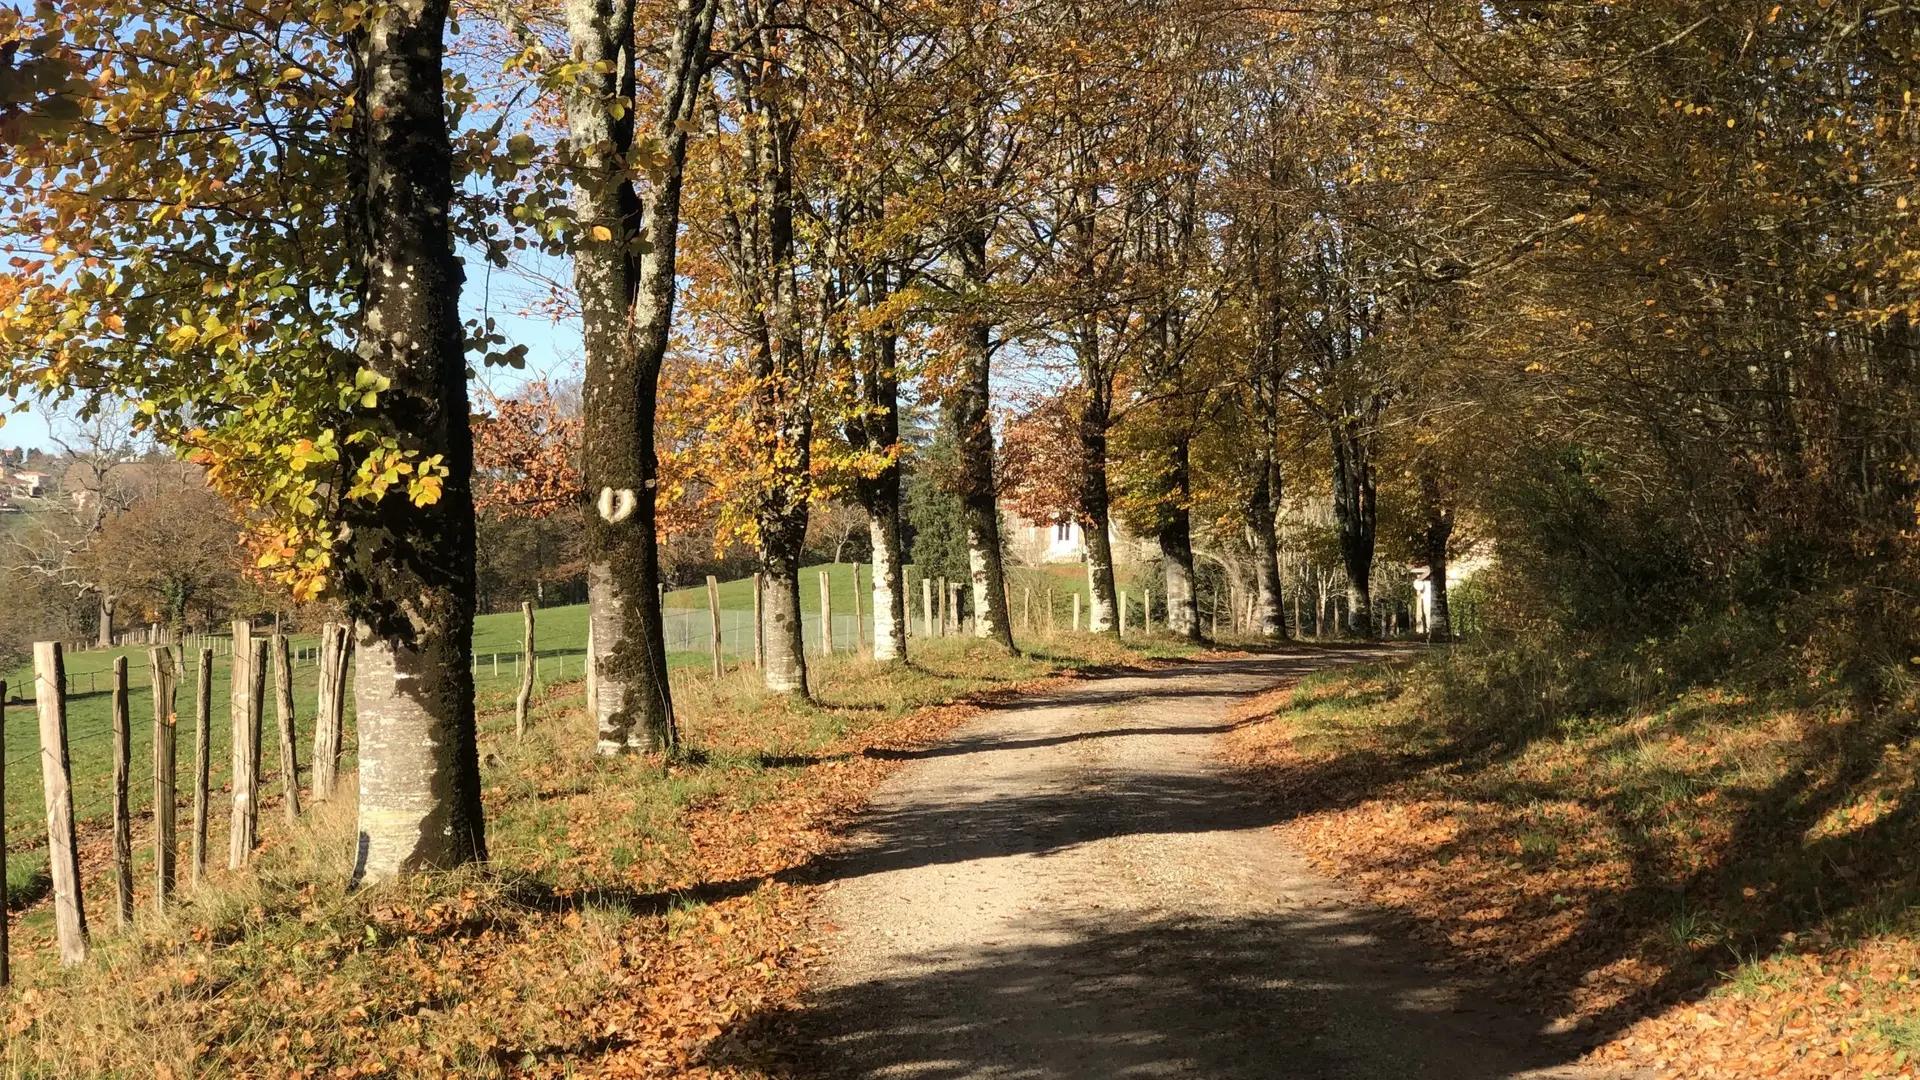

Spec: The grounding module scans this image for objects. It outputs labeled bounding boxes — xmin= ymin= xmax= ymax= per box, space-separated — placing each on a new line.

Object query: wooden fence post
xmin=936 ymin=577 xmax=948 ymax=637
xmin=33 ymin=642 xmax=88 ymax=963
xmin=819 ymin=570 xmax=834 ymax=655
xmin=272 ymin=634 xmax=300 ymax=823
xmin=705 ymin=575 xmax=724 ymax=677
xmin=922 ymin=577 xmax=934 ymax=639
xmin=952 ymin=582 xmax=964 ymax=635
xmin=150 ymin=647 xmax=178 ymax=911
xmin=752 ymin=572 xmax=764 ymax=668
xmin=312 ymin=623 xmax=349 ymax=802
xmin=1119 ymin=589 xmax=1129 ymax=638
xmin=515 ymin=603 xmax=535 ymax=740
xmin=1047 ymin=588 xmax=1056 ymax=636
xmin=229 ymin=622 xmax=263 ymax=870
xmin=852 ymin=564 xmax=866 ymax=656
xmin=111 ymin=656 xmax=134 ymax=928
xmin=311 ymin=622 xmax=336 ymax=801
xmin=192 ymin=648 xmax=212 ymax=887
xmin=1 ymin=678 xmax=9 ymax=986
xmin=1023 ymin=587 xmax=1031 ymax=635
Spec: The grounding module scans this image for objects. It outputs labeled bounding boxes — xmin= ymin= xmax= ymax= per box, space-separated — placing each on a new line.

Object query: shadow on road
xmin=731 ymin=908 xmax=1602 ymax=1079
xmin=699 ymin=648 xmax=1622 ymax=1079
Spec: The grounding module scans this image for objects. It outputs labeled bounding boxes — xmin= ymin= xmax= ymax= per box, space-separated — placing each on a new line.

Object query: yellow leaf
xmin=590 ymin=225 xmax=613 ymax=242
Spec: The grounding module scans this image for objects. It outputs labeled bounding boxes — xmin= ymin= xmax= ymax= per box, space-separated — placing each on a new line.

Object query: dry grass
xmin=1226 ymin=653 xmax=1920 ymax=1079
xmin=0 ymin=630 xmax=1197 ymax=1078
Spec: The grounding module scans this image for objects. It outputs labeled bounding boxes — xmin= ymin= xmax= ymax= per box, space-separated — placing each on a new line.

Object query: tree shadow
xmin=689 ymin=648 xmax=1633 ymax=1077
xmin=497 ymin=872 xmax=767 ymax=919
xmin=1523 ymin=698 xmax=1920 ymax=1037
xmin=802 ymin=770 xmax=1286 ymax=883
xmin=750 ymin=645 xmax=1920 ymax=1075
xmin=715 ymin=909 xmax=1613 ymax=1079
xmin=857 ymin=724 xmax=1237 ymax=761
xmin=1206 ymin=664 xmax=1920 ymax=1058
xmin=487 ymin=644 xmax=1919 ymax=1078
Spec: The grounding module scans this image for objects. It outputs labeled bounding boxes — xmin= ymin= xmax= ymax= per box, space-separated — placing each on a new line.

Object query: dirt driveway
xmin=799 ymin=650 xmax=1643 ymax=1080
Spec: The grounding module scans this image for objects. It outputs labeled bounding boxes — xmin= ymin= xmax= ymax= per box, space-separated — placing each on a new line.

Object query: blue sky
xmin=0 ymin=268 xmax=584 ymax=453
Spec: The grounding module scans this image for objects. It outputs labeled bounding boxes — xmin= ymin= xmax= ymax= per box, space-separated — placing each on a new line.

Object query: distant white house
xmin=9 ymin=470 xmax=47 ymax=500
xmin=1004 ymin=510 xmax=1155 ymax=568
xmin=1009 ymin=515 xmax=1088 ymax=564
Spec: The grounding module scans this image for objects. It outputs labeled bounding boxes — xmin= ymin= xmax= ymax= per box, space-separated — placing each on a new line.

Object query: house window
xmin=1055 ymin=521 xmax=1072 ymax=541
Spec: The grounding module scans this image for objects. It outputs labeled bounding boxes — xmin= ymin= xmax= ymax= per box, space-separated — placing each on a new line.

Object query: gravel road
xmin=800 ymin=650 xmax=1641 ymax=1080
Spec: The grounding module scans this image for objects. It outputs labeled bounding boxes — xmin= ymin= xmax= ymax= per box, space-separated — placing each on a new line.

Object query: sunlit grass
xmin=0 ymin=627 xmax=1202 ymax=1077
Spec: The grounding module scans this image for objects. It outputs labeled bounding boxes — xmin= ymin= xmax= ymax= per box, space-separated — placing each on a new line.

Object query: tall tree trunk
xmin=1421 ymin=470 xmax=1454 ymax=643
xmin=953 ymin=317 xmax=1014 ymax=651
xmin=721 ymin=19 xmax=815 ymax=696
xmin=755 ymin=448 xmax=811 ymax=694
xmin=866 ymin=499 xmax=906 ymax=660
xmin=1330 ymin=417 xmax=1377 ymax=638
xmin=753 ymin=297 xmax=811 ymax=696
xmin=1158 ymin=435 xmax=1201 ymax=641
xmin=1248 ymin=322 xmax=1289 ymax=640
xmin=1076 ymin=360 xmax=1118 ymax=635
xmin=758 ymin=537 xmax=808 ymax=692
xmin=951 ymin=227 xmax=1014 ymax=652
xmin=571 ymin=0 xmax=716 ymax=753
xmin=1248 ymin=451 xmax=1288 ymax=639
xmin=852 ymin=329 xmax=907 ymax=663
xmin=341 ymin=0 xmax=484 ymax=883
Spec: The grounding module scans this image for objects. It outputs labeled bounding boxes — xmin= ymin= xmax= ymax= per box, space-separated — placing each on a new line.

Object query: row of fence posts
xmin=0 ymin=619 xmax=353 ymax=978
xmin=58 ymin=624 xmax=355 ymax=663
xmin=696 ymin=565 xmax=1173 ymax=670
xmin=13 ymin=634 xmax=338 ymax=701
xmin=678 ymin=566 xmax=895 ymax=674
xmin=619 ymin=567 xmax=1186 ymax=688
xmin=449 ymin=571 xmax=1178 ymax=742
xmin=905 ymin=578 xmax=1163 ymax=640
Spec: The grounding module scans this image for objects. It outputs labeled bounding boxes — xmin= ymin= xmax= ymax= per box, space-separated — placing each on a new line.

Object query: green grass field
xmin=660 ymin=561 xmax=1125 ymax=620
xmin=664 ymin=561 xmax=913 ymax=614
xmin=0 ymin=557 xmax=1139 ymax=898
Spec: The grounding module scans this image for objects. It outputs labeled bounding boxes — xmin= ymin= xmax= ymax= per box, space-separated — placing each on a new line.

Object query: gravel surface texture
xmin=802 ymin=650 xmax=1644 ymax=1080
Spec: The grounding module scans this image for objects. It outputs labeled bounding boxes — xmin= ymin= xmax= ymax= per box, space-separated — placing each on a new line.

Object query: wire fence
xmin=2 ymin=639 xmax=331 ymax=707
xmin=0 ymin=581 xmax=1142 ymax=972
xmin=1 ymin=604 xmax=900 ymax=888
xmin=658 ymin=606 xmax=876 ymax=656
xmin=1 ymin=642 xmax=354 ymax=869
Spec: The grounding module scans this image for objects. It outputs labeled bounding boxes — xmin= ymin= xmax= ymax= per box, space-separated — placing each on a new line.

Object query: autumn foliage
xmin=473 ymin=382 xmax=581 ymax=520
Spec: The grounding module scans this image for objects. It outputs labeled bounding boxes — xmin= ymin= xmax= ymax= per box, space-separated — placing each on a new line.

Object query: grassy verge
xmin=1225 ymin=646 xmax=1920 ymax=1080
xmin=1 ymin=559 xmax=1128 ymax=855
xmin=0 ymin=588 xmax=851 ymax=900
xmin=0 ymin=628 xmax=1203 ymax=1078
